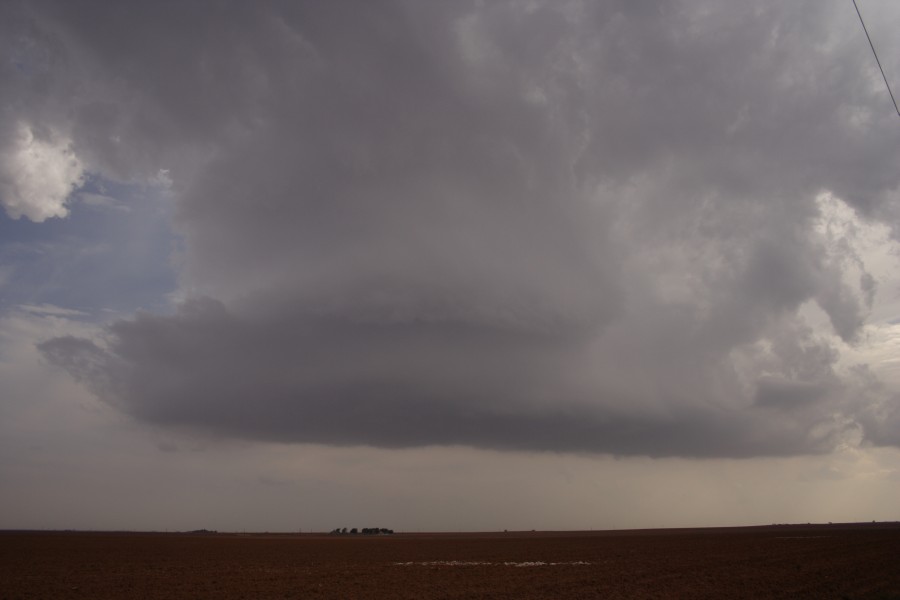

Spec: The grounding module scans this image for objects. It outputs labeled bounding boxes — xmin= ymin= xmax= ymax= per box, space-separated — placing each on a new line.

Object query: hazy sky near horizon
xmin=2 ymin=0 xmax=900 ymax=531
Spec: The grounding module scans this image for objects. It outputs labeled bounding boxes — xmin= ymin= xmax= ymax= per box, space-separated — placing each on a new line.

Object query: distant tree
xmin=350 ymin=528 xmax=358 ymax=534
xmin=341 ymin=527 xmax=348 ymax=534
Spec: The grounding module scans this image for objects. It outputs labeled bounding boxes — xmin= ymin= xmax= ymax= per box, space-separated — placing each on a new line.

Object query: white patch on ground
xmin=394 ymin=561 xmax=592 ymax=567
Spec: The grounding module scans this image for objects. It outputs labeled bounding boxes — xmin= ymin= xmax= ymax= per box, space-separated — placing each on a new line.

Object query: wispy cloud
xmin=17 ymin=303 xmax=89 ymax=317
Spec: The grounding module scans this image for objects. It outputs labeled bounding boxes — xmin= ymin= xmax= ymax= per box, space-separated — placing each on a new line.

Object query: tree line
xmin=329 ymin=527 xmax=394 ymax=535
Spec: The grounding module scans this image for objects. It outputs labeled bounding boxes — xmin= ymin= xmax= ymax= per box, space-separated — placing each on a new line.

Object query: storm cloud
xmin=20 ymin=0 xmax=900 ymax=456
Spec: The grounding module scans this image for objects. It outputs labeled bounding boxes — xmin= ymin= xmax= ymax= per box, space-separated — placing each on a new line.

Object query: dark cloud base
xmin=39 ymin=299 xmax=864 ymax=458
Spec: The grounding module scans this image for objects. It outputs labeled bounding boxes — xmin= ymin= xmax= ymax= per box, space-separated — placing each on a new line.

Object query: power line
xmin=852 ymin=0 xmax=900 ymax=117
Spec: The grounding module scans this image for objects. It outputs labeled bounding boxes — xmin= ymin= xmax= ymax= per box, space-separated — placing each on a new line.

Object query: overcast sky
xmin=2 ymin=0 xmax=900 ymax=532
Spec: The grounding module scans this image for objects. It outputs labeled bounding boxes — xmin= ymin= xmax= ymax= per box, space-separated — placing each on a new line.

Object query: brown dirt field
xmin=1 ymin=524 xmax=899 ymax=599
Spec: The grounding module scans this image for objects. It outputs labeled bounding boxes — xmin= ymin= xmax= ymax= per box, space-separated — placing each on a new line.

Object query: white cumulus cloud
xmin=0 ymin=122 xmax=84 ymax=222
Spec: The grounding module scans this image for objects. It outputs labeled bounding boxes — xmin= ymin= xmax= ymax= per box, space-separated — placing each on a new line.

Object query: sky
xmin=2 ymin=0 xmax=900 ymax=532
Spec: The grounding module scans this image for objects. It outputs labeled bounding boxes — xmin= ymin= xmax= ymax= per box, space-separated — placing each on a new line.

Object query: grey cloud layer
xmin=22 ymin=0 xmax=900 ymax=456
xmin=38 ymin=298 xmax=852 ymax=458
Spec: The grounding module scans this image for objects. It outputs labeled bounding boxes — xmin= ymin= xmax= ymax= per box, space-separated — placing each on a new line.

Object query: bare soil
xmin=2 ymin=523 xmax=899 ymax=599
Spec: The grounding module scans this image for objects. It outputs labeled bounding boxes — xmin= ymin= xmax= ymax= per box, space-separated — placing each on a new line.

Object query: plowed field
xmin=2 ymin=524 xmax=899 ymax=599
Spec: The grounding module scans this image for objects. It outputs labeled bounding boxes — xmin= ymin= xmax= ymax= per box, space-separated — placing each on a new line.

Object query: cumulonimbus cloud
xmin=20 ymin=0 xmax=900 ymax=456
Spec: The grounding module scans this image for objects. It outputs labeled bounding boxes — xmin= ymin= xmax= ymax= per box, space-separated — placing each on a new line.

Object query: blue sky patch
xmin=0 ymin=173 xmax=179 ymax=320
